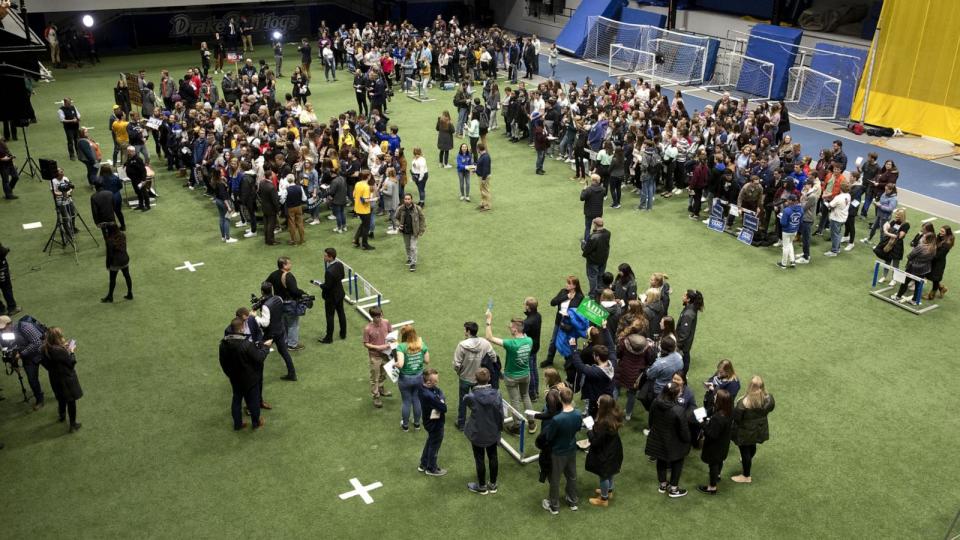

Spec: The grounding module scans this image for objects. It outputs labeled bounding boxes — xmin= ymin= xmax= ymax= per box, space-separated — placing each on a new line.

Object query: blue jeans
xmin=333 ymin=204 xmax=346 ymax=229
xmin=456 ymin=108 xmax=468 ymax=135
xmin=536 ymin=150 xmax=546 ymax=172
xmin=829 ymin=219 xmax=843 ymax=253
xmin=414 ymin=173 xmax=428 ymax=203
xmin=398 ymin=373 xmax=423 ymax=427
xmin=420 ymin=426 xmax=444 ymax=471
xmin=558 ymin=133 xmax=573 ymax=157
xmin=284 ymin=312 xmax=300 ymax=348
xmin=529 ymin=352 xmax=540 ymax=399
xmin=24 ymin=360 xmax=44 ymax=404
xmin=231 ymin=384 xmax=260 ymax=429
xmin=600 ymin=476 xmax=615 ymax=498
xmin=214 ymin=199 xmax=230 ymax=239
xmin=457 ymin=170 xmax=471 ymax=197
xmin=641 ymin=179 xmax=655 ymax=209
xmin=457 ymin=379 xmax=476 ymax=428
xmin=800 ymin=220 xmax=812 ymax=259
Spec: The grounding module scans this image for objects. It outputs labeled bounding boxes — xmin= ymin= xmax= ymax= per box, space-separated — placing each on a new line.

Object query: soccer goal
xmin=783 ymin=65 xmax=841 ymax=120
xmin=647 ymin=38 xmax=707 ymax=85
xmin=608 ymin=43 xmax=655 ymax=78
xmin=584 ymin=16 xmax=709 ymax=85
xmin=702 ymin=51 xmax=774 ymax=101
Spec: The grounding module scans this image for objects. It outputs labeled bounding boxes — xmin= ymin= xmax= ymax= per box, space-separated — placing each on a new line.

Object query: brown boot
xmin=940 ymin=285 xmax=948 ymax=298
xmin=927 ymin=290 xmax=936 ymax=301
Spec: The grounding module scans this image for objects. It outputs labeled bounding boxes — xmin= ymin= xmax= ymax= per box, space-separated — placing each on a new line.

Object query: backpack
xmin=480 ymin=350 xmax=502 ymax=389
xmin=478 ymin=109 xmax=489 ymax=131
xmin=18 ymin=315 xmax=48 ymax=336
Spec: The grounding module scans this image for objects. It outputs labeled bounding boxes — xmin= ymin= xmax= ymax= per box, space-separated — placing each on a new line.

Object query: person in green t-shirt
xmin=485 ymin=309 xmax=536 ymax=434
xmin=396 ymin=325 xmax=430 ymax=431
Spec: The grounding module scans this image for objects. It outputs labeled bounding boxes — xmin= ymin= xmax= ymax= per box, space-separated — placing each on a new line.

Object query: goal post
xmin=702 ymin=51 xmax=774 ymax=101
xmin=583 ymin=16 xmax=710 ymax=85
xmin=608 ymin=43 xmax=656 ymax=78
xmin=783 ymin=65 xmax=841 ymax=120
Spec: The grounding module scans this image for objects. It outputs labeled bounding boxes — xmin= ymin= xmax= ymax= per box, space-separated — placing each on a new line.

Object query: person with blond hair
xmin=731 ymin=375 xmax=776 ymax=484
xmin=485 ymin=309 xmax=535 ymax=434
xmin=396 ymin=324 xmax=430 ymax=432
xmin=872 ymin=208 xmax=910 ymax=282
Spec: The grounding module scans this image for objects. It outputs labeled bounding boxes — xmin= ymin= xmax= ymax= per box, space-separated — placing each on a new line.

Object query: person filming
xmin=1 ymin=314 xmax=45 ymax=410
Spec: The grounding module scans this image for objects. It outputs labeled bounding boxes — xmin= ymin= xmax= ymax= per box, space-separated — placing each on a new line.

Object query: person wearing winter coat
xmin=40 ymin=327 xmax=84 ymax=433
xmin=454 ymin=321 xmax=494 ymax=430
xmin=675 ymin=290 xmax=704 ymax=375
xmin=614 ymin=326 xmax=655 ymax=421
xmin=731 ymin=375 xmax=776 ymax=484
xmin=703 ymin=359 xmax=741 ymax=415
xmin=568 ymin=344 xmax=615 ymax=418
xmin=464 ymin=368 xmax=504 ymax=494
xmin=698 ymin=389 xmax=733 ymax=495
xmin=645 ymin=336 xmax=683 ymax=398
xmin=644 ymin=382 xmax=691 ymax=498
xmin=892 ymin=231 xmax=936 ymax=304
xmin=585 ymin=395 xmax=624 ymax=507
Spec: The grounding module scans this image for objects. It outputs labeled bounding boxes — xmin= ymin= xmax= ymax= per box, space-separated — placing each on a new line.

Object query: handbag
xmin=882 ymin=237 xmax=895 ymax=253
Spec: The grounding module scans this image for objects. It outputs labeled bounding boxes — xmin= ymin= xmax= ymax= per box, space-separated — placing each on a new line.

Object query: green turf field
xmin=0 ymin=48 xmax=957 ymax=539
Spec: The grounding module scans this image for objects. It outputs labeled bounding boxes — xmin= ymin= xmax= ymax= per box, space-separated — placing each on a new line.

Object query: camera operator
xmin=220 ymin=315 xmax=272 ymax=431
xmin=266 ymin=257 xmax=307 ymax=352
xmin=0 ymin=244 xmax=20 ymax=316
xmin=51 ymin=168 xmax=77 ymax=235
xmin=125 ymin=146 xmax=151 ymax=212
xmin=1 ymin=315 xmax=46 ymax=410
xmin=254 ymin=281 xmax=297 ymax=381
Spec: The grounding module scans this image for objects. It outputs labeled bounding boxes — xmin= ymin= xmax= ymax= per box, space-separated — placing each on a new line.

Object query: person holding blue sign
xmin=777 ymin=195 xmax=803 ymax=269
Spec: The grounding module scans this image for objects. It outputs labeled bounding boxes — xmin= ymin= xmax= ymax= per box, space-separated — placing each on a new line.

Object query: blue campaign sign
xmin=743 ymin=211 xmax=759 ymax=232
xmin=708 ymin=217 xmax=726 ymax=232
xmin=738 ymin=229 xmax=755 ymax=245
xmin=710 ymin=199 xmax=725 ymax=219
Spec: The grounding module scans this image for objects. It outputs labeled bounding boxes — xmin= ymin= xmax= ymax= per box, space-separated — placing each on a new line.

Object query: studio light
xmin=82 ymin=15 xmax=94 ymax=28
xmin=272 ymin=30 xmax=282 ymax=40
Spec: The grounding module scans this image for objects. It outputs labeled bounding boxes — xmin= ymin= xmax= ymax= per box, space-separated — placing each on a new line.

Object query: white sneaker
xmin=823 ymin=251 xmax=837 ymax=257
xmin=773 ymin=241 xmax=782 ymax=247
xmin=844 ymin=243 xmax=855 ymax=251
xmin=243 ymin=231 xmax=256 ymax=238
xmin=459 ymin=196 xmax=464 ymax=201
xmin=860 ymin=238 xmax=870 ymax=244
xmin=229 ymin=212 xmax=239 ymax=219
xmin=328 ymin=215 xmax=337 ymax=220
xmin=309 ymin=219 xmax=321 ymax=225
xmin=386 ymin=228 xmax=399 ymax=235
xmin=235 ymin=221 xmax=246 ymax=228
xmin=795 ymin=257 xmax=809 ymax=264
xmin=465 ymin=197 xmax=471 ymax=202
xmin=878 ymin=276 xmax=887 ymax=283
xmin=642 ymin=429 xmax=650 ymax=436
xmin=333 ymin=227 xmax=342 ymax=233
xmin=672 ymin=188 xmax=683 ymax=195
xmin=444 ymin=164 xmax=452 ymax=169
xmin=224 ymin=237 xmax=238 ymax=244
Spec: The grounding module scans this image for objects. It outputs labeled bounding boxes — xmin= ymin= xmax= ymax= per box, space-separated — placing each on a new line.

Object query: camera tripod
xmin=43 ymin=194 xmax=99 ymax=264
xmin=3 ymin=361 xmax=31 ymax=403
xmin=17 ymin=126 xmax=41 ymax=180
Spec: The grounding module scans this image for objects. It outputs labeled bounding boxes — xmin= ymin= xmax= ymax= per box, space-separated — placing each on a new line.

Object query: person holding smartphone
xmin=40 ymin=327 xmax=84 ymax=433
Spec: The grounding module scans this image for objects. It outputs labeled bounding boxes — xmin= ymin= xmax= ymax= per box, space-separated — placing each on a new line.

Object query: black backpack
xmin=18 ymin=315 xmax=48 ymax=336
xmin=480 ymin=350 xmax=502 ymax=389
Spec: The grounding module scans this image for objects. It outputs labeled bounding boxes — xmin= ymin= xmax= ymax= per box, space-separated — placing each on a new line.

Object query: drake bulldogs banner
xmin=168 ymin=11 xmax=300 ymax=39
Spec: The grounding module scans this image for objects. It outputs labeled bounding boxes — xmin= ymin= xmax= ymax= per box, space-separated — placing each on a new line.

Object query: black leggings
xmin=708 ymin=461 xmax=723 ymax=487
xmin=58 ymin=399 xmax=77 ymax=424
xmin=439 ymin=150 xmax=449 ymax=166
xmin=472 ymin=443 xmax=498 ymax=486
xmin=739 ymin=444 xmax=757 ymax=477
xmin=656 ymin=458 xmax=684 ymax=486
xmin=108 ymin=267 xmax=133 ymax=298
xmin=897 ymin=275 xmax=926 ymax=298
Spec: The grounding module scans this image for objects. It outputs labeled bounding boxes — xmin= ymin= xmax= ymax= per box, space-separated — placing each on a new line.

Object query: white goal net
xmin=702 ymin=51 xmax=774 ymax=100
xmin=585 ymin=16 xmax=709 ymax=85
xmin=783 ymin=65 xmax=841 ymax=120
xmin=608 ymin=43 xmax=655 ymax=78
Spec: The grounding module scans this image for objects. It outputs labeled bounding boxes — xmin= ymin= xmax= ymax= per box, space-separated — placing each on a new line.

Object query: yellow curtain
xmin=851 ymin=0 xmax=960 ymax=143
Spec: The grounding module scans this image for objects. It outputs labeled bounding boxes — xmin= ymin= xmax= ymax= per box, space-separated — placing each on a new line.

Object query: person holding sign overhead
xmin=485 ymin=308 xmax=536 ymax=434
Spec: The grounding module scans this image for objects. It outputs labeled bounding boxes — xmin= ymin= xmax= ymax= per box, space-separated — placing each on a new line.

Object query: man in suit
xmin=257 ymin=174 xmax=281 ymax=245
xmin=319 ymin=247 xmax=347 ymax=343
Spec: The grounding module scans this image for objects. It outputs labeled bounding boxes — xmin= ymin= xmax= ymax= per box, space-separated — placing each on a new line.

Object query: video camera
xmin=1 ymin=331 xmax=20 ymax=369
xmin=250 ymin=293 xmax=265 ymax=310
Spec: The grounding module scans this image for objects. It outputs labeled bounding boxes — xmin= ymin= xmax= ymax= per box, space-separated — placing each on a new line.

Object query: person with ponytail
xmin=676 ymin=290 xmax=704 ymax=376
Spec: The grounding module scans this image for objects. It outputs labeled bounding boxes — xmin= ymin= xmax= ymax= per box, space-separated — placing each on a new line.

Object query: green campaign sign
xmin=576 ymin=298 xmax=609 ymax=326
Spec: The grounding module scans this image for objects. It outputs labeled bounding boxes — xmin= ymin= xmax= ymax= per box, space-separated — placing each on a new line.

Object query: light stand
xmin=17 ymin=125 xmax=41 ymax=179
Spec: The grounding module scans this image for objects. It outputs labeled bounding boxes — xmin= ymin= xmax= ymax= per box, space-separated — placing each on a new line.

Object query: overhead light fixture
xmin=82 ymin=15 xmax=94 ymax=28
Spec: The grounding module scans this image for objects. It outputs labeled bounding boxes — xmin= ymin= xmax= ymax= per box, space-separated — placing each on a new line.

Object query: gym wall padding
xmin=619 ymin=7 xmax=666 ymax=27
xmin=810 ymin=43 xmax=867 ymax=120
xmin=740 ymin=24 xmax=803 ymax=100
xmin=555 ymin=0 xmax=623 ymax=57
xmin=851 ymin=0 xmax=960 ymax=143
xmin=703 ymin=37 xmax=720 ymax=82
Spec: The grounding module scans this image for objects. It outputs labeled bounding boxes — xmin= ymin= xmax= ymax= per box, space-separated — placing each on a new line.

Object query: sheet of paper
xmin=892 ymin=269 xmax=907 ymax=284
xmin=524 ymin=409 xmax=539 ymax=417
xmin=855 ymin=156 xmax=864 ymax=167
xmin=430 ymin=409 xmax=441 ymax=420
xmin=850 ymin=199 xmax=861 ymax=208
xmin=694 ymin=407 xmax=707 ymax=423
xmin=383 ymin=359 xmax=399 ymax=383
xmin=22 ymin=222 xmax=42 ymax=230
xmin=582 ymin=415 xmax=595 ymax=430
xmin=729 ymin=205 xmax=740 ymax=217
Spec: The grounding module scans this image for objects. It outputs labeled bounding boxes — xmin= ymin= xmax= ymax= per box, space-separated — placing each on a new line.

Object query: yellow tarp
xmin=851 ymin=0 xmax=960 ymax=143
